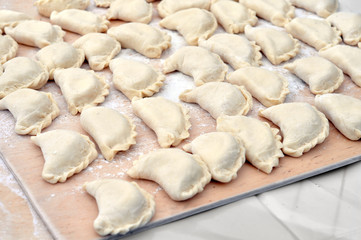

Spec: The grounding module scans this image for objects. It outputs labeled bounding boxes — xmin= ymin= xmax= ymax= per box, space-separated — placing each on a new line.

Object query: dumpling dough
xmin=0 ymin=88 xmax=59 ymax=135
xmin=227 ymin=67 xmax=289 ymax=107
xmin=36 ymin=42 xmax=85 ymax=79
xmin=163 ymin=46 xmax=227 ymax=86
xmin=127 ymin=148 xmax=211 ymax=201
xmin=284 ymin=56 xmax=343 ymax=94
xmin=327 ymin=12 xmax=361 ymax=46
xmin=285 ymin=17 xmax=341 ymax=51
xmin=159 ymin=8 xmax=217 ymax=46
xmin=244 ymin=25 xmax=300 ymax=65
xmin=53 ymin=68 xmax=109 ymax=115
xmin=259 ymin=102 xmax=329 ymax=157
xmin=84 ymin=179 xmax=155 ymax=236
xmin=0 ymin=57 xmax=49 ymax=99
xmin=31 ymin=129 xmax=97 ymax=183
xmin=80 ymin=107 xmax=137 ymax=161
xmin=0 ymin=10 xmax=31 ymax=31
xmin=132 ymin=97 xmax=191 ymax=148
xmin=34 ymin=0 xmax=90 ymax=17
xmin=319 ymin=45 xmax=361 ymax=87
xmin=5 ymin=20 xmax=65 ymax=48
xmin=289 ymin=0 xmax=338 ymax=18
xmin=216 ymin=115 xmax=283 ymax=174
xmin=72 ymin=33 xmax=121 ymax=71
xmin=240 ymin=0 xmax=294 ymax=27
xmin=315 ymin=93 xmax=361 ymax=141
xmin=198 ymin=33 xmax=262 ymax=70
xmin=106 ymin=0 xmax=152 ymax=24
xmin=50 ymin=9 xmax=109 ymax=35
xmin=183 ymin=132 xmax=245 ymax=182
xmin=179 ymin=82 xmax=252 ymax=119
xmin=109 ymin=58 xmax=165 ymax=100
xmin=95 ymin=0 xmax=115 ymax=7
xmin=210 ymin=0 xmax=257 ymax=34
xmin=107 ymin=23 xmax=171 ymax=58
xmin=0 ymin=35 xmax=18 ymax=64
xmin=157 ymin=0 xmax=211 ymax=18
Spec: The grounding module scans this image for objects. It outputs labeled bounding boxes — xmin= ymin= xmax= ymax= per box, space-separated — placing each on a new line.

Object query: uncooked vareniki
xmin=289 ymin=0 xmax=338 ymax=18
xmin=53 ymin=68 xmax=109 ymax=115
xmin=284 ymin=56 xmax=343 ymax=94
xmin=0 ymin=9 xmax=31 ymax=31
xmin=216 ymin=115 xmax=283 ymax=174
xmin=159 ymin=8 xmax=217 ymax=46
xmin=163 ymin=46 xmax=227 ymax=86
xmin=127 ymin=148 xmax=211 ymax=201
xmin=107 ymin=23 xmax=171 ymax=58
xmin=157 ymin=0 xmax=211 ymax=18
xmin=183 ymin=132 xmax=245 ymax=182
xmin=132 ymin=97 xmax=191 ymax=148
xmin=227 ymin=67 xmax=289 ymax=107
xmin=0 ymin=35 xmax=18 ymax=64
xmin=198 ymin=33 xmax=262 ymax=70
xmin=34 ymin=0 xmax=90 ymax=18
xmin=80 ymin=107 xmax=137 ymax=161
xmin=109 ymin=58 xmax=165 ymax=100
xmin=31 ymin=129 xmax=98 ymax=184
xmin=315 ymin=93 xmax=361 ymax=141
xmin=179 ymin=82 xmax=252 ymax=119
xmin=0 ymin=88 xmax=59 ymax=135
xmin=106 ymin=0 xmax=152 ymax=23
xmin=84 ymin=179 xmax=155 ymax=236
xmin=95 ymin=0 xmax=115 ymax=7
xmin=327 ymin=12 xmax=361 ymax=46
xmin=0 ymin=57 xmax=49 ymax=99
xmin=259 ymin=102 xmax=329 ymax=157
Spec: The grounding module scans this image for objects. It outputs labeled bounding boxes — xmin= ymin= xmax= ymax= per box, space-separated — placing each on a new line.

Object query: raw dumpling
xmin=244 ymin=25 xmax=300 ymax=65
xmin=107 ymin=23 xmax=171 ymax=58
xmin=0 ymin=88 xmax=59 ymax=135
xmin=0 ymin=57 xmax=49 ymax=98
xmin=72 ymin=33 xmax=121 ymax=71
xmin=0 ymin=35 xmax=18 ymax=64
xmin=259 ymin=102 xmax=329 ymax=157
xmin=106 ymin=0 xmax=152 ymax=24
xmin=216 ymin=115 xmax=283 ymax=174
xmin=179 ymin=82 xmax=252 ymax=119
xmin=53 ymin=68 xmax=109 ymax=115
xmin=132 ymin=97 xmax=191 ymax=148
xmin=159 ymin=8 xmax=217 ymax=46
xmin=183 ymin=132 xmax=245 ymax=182
xmin=319 ymin=45 xmax=361 ymax=87
xmin=157 ymin=0 xmax=211 ymax=18
xmin=4 ymin=20 xmax=65 ymax=48
xmin=34 ymin=0 xmax=90 ymax=17
xmin=36 ymin=42 xmax=85 ymax=79
xmin=50 ymin=9 xmax=109 ymax=35
xmin=289 ymin=0 xmax=338 ymax=18
xmin=315 ymin=93 xmax=361 ymax=141
xmin=327 ymin=12 xmax=361 ymax=46
xmin=84 ymin=179 xmax=155 ymax=236
xmin=284 ymin=56 xmax=343 ymax=94
xmin=0 ymin=9 xmax=31 ymax=31
xmin=210 ymin=0 xmax=257 ymax=34
xmin=31 ymin=129 xmax=97 ymax=184
xmin=240 ymin=0 xmax=294 ymax=27
xmin=127 ymin=148 xmax=211 ymax=201
xmin=95 ymin=0 xmax=115 ymax=7
xmin=109 ymin=58 xmax=165 ymax=100
xmin=163 ymin=46 xmax=227 ymax=86
xmin=80 ymin=107 xmax=137 ymax=161
xmin=227 ymin=67 xmax=289 ymax=107
xmin=285 ymin=17 xmax=341 ymax=51
xmin=198 ymin=33 xmax=262 ymax=70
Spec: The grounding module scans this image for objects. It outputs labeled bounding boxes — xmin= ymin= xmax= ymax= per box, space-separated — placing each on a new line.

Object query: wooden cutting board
xmin=1 ymin=1 xmax=361 ymax=240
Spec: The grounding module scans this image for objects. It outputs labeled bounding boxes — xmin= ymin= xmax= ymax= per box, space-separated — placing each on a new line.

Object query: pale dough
xmin=183 ymin=132 xmax=245 ymax=182
xmin=31 ymin=129 xmax=98 ymax=184
xmin=163 ymin=46 xmax=227 ymax=86
xmin=84 ymin=179 xmax=155 ymax=236
xmin=289 ymin=0 xmax=338 ymax=18
xmin=106 ymin=0 xmax=153 ymax=24
xmin=0 ymin=9 xmax=31 ymax=31
xmin=95 ymin=0 xmax=116 ymax=7
xmin=109 ymin=58 xmax=165 ymax=100
xmin=127 ymin=148 xmax=211 ymax=201
xmin=0 ymin=35 xmax=18 ymax=64
xmin=0 ymin=88 xmax=59 ymax=135
xmin=157 ymin=0 xmax=211 ymax=18
xmin=327 ymin=12 xmax=361 ymax=46
xmin=107 ymin=23 xmax=171 ymax=58
xmin=34 ymin=0 xmax=90 ymax=17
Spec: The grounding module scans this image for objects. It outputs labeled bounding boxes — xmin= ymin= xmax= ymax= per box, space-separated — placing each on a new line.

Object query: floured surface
xmin=0 ymin=1 xmax=361 ymax=240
